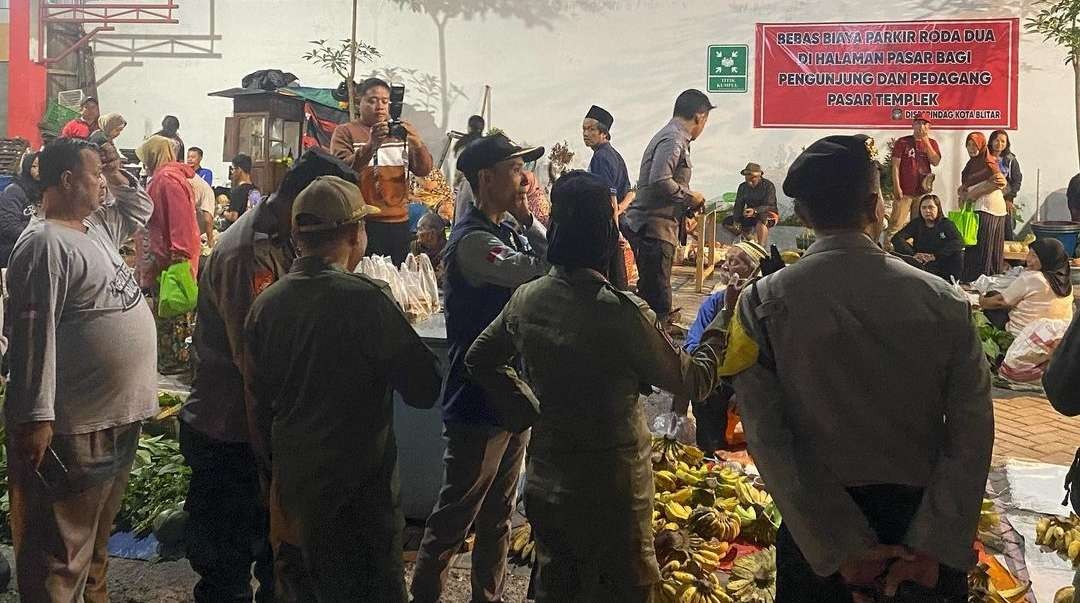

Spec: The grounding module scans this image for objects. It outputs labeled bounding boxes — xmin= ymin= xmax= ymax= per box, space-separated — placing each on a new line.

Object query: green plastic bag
xmin=948 ymin=202 xmax=979 ymax=246
xmin=157 ymin=261 xmax=197 ymax=318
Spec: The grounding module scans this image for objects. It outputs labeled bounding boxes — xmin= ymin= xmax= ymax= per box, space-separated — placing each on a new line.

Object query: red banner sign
xmin=754 ymin=19 xmax=1019 ymax=130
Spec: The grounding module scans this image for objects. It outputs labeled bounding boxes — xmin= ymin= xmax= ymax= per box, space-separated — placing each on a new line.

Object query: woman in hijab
xmin=980 ymin=238 xmax=1074 ymax=336
xmin=136 ymin=134 xmax=201 ymax=373
xmin=466 ymin=171 xmax=726 ymax=602
xmin=89 ymin=113 xmax=127 ymax=146
xmin=0 ymin=151 xmax=41 ymax=268
xmin=959 ymin=132 xmax=1009 ymax=281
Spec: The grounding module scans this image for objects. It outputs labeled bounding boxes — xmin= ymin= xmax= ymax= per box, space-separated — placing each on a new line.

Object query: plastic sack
xmin=355 ymin=254 xmax=441 ymax=321
xmin=651 ymin=411 xmax=696 ymax=445
xmin=948 ymin=202 xmax=979 ymax=246
xmin=999 ymin=318 xmax=1072 ymax=384
xmin=157 ymin=261 xmax=197 ymax=318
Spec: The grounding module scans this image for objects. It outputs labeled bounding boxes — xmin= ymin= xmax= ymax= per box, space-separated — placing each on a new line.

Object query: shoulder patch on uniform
xmin=252 ymin=269 xmax=275 ymax=297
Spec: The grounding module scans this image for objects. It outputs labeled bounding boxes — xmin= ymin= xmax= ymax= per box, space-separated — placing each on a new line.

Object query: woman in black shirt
xmin=891 ymin=194 xmax=964 ymax=281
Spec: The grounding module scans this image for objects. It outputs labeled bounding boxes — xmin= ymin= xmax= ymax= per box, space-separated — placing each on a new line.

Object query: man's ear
xmin=59 ymin=170 xmax=72 ymax=191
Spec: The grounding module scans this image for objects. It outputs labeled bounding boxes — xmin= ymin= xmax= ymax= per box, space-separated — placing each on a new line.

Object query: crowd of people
xmin=0 ymin=77 xmax=1074 ymax=603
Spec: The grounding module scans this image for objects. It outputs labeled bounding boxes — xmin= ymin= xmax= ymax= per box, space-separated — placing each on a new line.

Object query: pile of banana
xmin=1035 ymin=514 xmax=1080 ymax=564
xmin=508 ymin=522 xmax=535 ymax=566
xmin=654 ymin=559 xmax=733 ymax=603
xmin=650 ymin=437 xmax=779 ymax=603
xmin=727 ymin=548 xmax=777 ymax=603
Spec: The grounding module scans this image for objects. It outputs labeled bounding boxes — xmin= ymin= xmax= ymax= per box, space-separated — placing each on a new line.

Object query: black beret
xmin=783 ymin=134 xmax=878 ymax=200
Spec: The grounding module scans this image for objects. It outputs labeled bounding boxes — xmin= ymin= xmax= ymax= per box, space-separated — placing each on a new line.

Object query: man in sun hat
xmin=244 ymin=175 xmax=442 ymax=602
xmin=720 ymin=134 xmax=992 ymax=601
xmin=726 ymin=162 xmax=779 ymax=245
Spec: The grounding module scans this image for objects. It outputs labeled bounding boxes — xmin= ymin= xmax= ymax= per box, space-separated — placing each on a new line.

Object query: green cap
xmin=292 ymin=175 xmax=379 ymax=232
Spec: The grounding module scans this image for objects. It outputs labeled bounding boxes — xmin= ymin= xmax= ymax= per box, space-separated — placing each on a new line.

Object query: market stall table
xmin=395 ymin=312 xmax=449 ymax=520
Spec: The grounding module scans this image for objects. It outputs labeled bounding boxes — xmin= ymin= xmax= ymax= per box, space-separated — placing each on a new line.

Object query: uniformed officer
xmin=179 ymin=149 xmax=358 ymax=603
xmin=466 ymin=170 xmax=728 ymax=603
xmin=721 ymin=135 xmax=993 ymax=601
xmin=243 ymin=176 xmax=442 ymax=602
xmin=622 ymin=89 xmax=714 ymax=326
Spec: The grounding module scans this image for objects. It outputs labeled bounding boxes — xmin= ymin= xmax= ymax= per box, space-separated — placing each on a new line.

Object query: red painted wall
xmin=8 ymin=1 xmax=46 ymax=147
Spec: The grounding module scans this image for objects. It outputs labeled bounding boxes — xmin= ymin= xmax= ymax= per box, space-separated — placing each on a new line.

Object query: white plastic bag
xmin=355 ymin=253 xmax=441 ymax=321
xmin=650 ymin=411 xmax=696 ymax=445
xmin=1000 ymin=318 xmax=1072 ymax=383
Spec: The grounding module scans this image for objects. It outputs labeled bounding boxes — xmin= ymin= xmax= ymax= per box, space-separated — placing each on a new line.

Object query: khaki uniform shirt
xmin=465 ymin=267 xmax=725 ymax=583
xmin=724 ymin=233 xmax=994 ymax=576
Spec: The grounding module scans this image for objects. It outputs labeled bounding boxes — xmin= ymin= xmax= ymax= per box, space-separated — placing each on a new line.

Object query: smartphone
xmin=35 ymin=447 xmax=69 ymax=493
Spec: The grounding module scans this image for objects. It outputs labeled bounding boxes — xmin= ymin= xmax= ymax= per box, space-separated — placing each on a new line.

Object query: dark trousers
xmin=180 ymin=421 xmax=274 ymax=603
xmin=692 ymin=385 xmax=734 ymax=453
xmin=897 ymin=253 xmax=964 ymax=283
xmin=776 ymin=485 xmax=968 ymax=602
xmin=626 ymin=233 xmax=675 ymax=318
xmin=411 ymin=423 xmax=529 ymax=603
xmin=365 ymin=220 xmax=412 ymax=265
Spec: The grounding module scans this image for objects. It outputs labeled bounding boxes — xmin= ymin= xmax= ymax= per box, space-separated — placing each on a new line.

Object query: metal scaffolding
xmin=38 ymin=1 xmax=179 ymax=65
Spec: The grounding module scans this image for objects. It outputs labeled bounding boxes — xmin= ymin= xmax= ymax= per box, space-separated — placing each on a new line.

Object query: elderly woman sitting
xmin=980 ymin=238 xmax=1074 ymax=336
xmin=671 ymin=240 xmax=769 ymax=452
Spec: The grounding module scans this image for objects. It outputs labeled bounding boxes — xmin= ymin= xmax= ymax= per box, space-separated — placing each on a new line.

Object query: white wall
xmin=93 ymin=0 xmax=1070 ymax=222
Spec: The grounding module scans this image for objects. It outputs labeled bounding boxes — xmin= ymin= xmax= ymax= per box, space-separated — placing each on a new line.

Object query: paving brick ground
xmin=993 ymin=392 xmax=1079 ymax=466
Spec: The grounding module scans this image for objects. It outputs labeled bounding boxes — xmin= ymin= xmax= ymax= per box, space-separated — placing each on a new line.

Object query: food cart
xmin=208 ymin=85 xmax=349 ymax=195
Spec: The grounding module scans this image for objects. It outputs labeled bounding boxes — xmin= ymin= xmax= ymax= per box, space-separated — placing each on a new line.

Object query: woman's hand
xmin=979 ymin=292 xmax=1007 ymax=309
xmin=993 ymin=173 xmax=1008 ymax=189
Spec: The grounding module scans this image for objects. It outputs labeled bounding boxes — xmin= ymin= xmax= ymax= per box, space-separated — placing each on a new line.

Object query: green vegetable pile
xmin=973 ymin=309 xmax=1014 ymax=367
xmin=117 ymin=435 xmax=190 ymax=537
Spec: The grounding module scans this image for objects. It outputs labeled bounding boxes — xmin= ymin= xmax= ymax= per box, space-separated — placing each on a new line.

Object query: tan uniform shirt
xmin=465 ymin=267 xmax=725 ymax=583
xmin=728 ymin=232 xmax=993 ymax=576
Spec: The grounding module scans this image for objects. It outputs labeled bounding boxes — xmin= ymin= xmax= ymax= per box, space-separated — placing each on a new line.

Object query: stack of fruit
xmin=651 ymin=436 xmax=778 ymax=603
xmin=1035 ymin=514 xmax=1080 ymax=564
xmin=508 ymin=522 xmax=535 ymax=566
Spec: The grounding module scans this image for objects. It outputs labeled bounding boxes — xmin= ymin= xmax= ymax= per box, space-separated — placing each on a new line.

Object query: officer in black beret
xmin=721 ymin=135 xmax=993 ymax=601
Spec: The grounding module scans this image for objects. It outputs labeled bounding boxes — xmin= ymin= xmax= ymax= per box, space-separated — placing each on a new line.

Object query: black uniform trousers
xmin=180 ymin=421 xmax=274 ymax=603
xmin=625 ymin=233 xmax=675 ymax=319
xmin=776 ymin=484 xmax=968 ymax=602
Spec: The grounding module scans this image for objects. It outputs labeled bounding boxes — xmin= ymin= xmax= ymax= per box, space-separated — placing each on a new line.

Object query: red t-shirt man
xmin=893 ymin=135 xmax=941 ymax=197
xmin=60 ymin=97 xmax=100 ymax=140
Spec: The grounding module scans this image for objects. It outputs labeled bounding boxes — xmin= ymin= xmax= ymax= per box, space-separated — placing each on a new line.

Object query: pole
xmin=1036 ymin=168 xmax=1041 ymax=223
xmin=347 ymin=0 xmax=358 ymax=122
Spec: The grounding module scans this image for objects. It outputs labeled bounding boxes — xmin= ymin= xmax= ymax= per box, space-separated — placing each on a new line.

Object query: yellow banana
xmin=672 ymin=571 xmax=698 ymax=584
xmin=678 ymin=585 xmax=698 ymax=603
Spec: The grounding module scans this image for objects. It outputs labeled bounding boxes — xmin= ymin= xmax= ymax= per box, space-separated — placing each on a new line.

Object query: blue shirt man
xmin=583 ymin=104 xmax=632 ymax=289
xmin=186 ymin=147 xmax=213 ymax=185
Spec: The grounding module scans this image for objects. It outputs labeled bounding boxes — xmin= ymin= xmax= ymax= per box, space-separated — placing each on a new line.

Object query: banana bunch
xmin=1035 ymin=515 xmax=1080 ymax=563
xmin=728 ymin=547 xmax=777 ymax=603
xmin=978 ymin=498 xmax=1000 ymax=533
xmin=688 ymin=505 xmax=741 ymax=543
xmin=508 ymin=522 xmax=535 ymax=566
xmin=734 ymin=480 xmax=772 ymax=508
xmin=652 ymin=436 xmax=707 ymax=471
xmin=654 ymin=560 xmax=733 ymax=603
xmin=664 ymin=501 xmax=694 ymax=524
xmin=655 ymin=470 xmax=680 ymax=493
